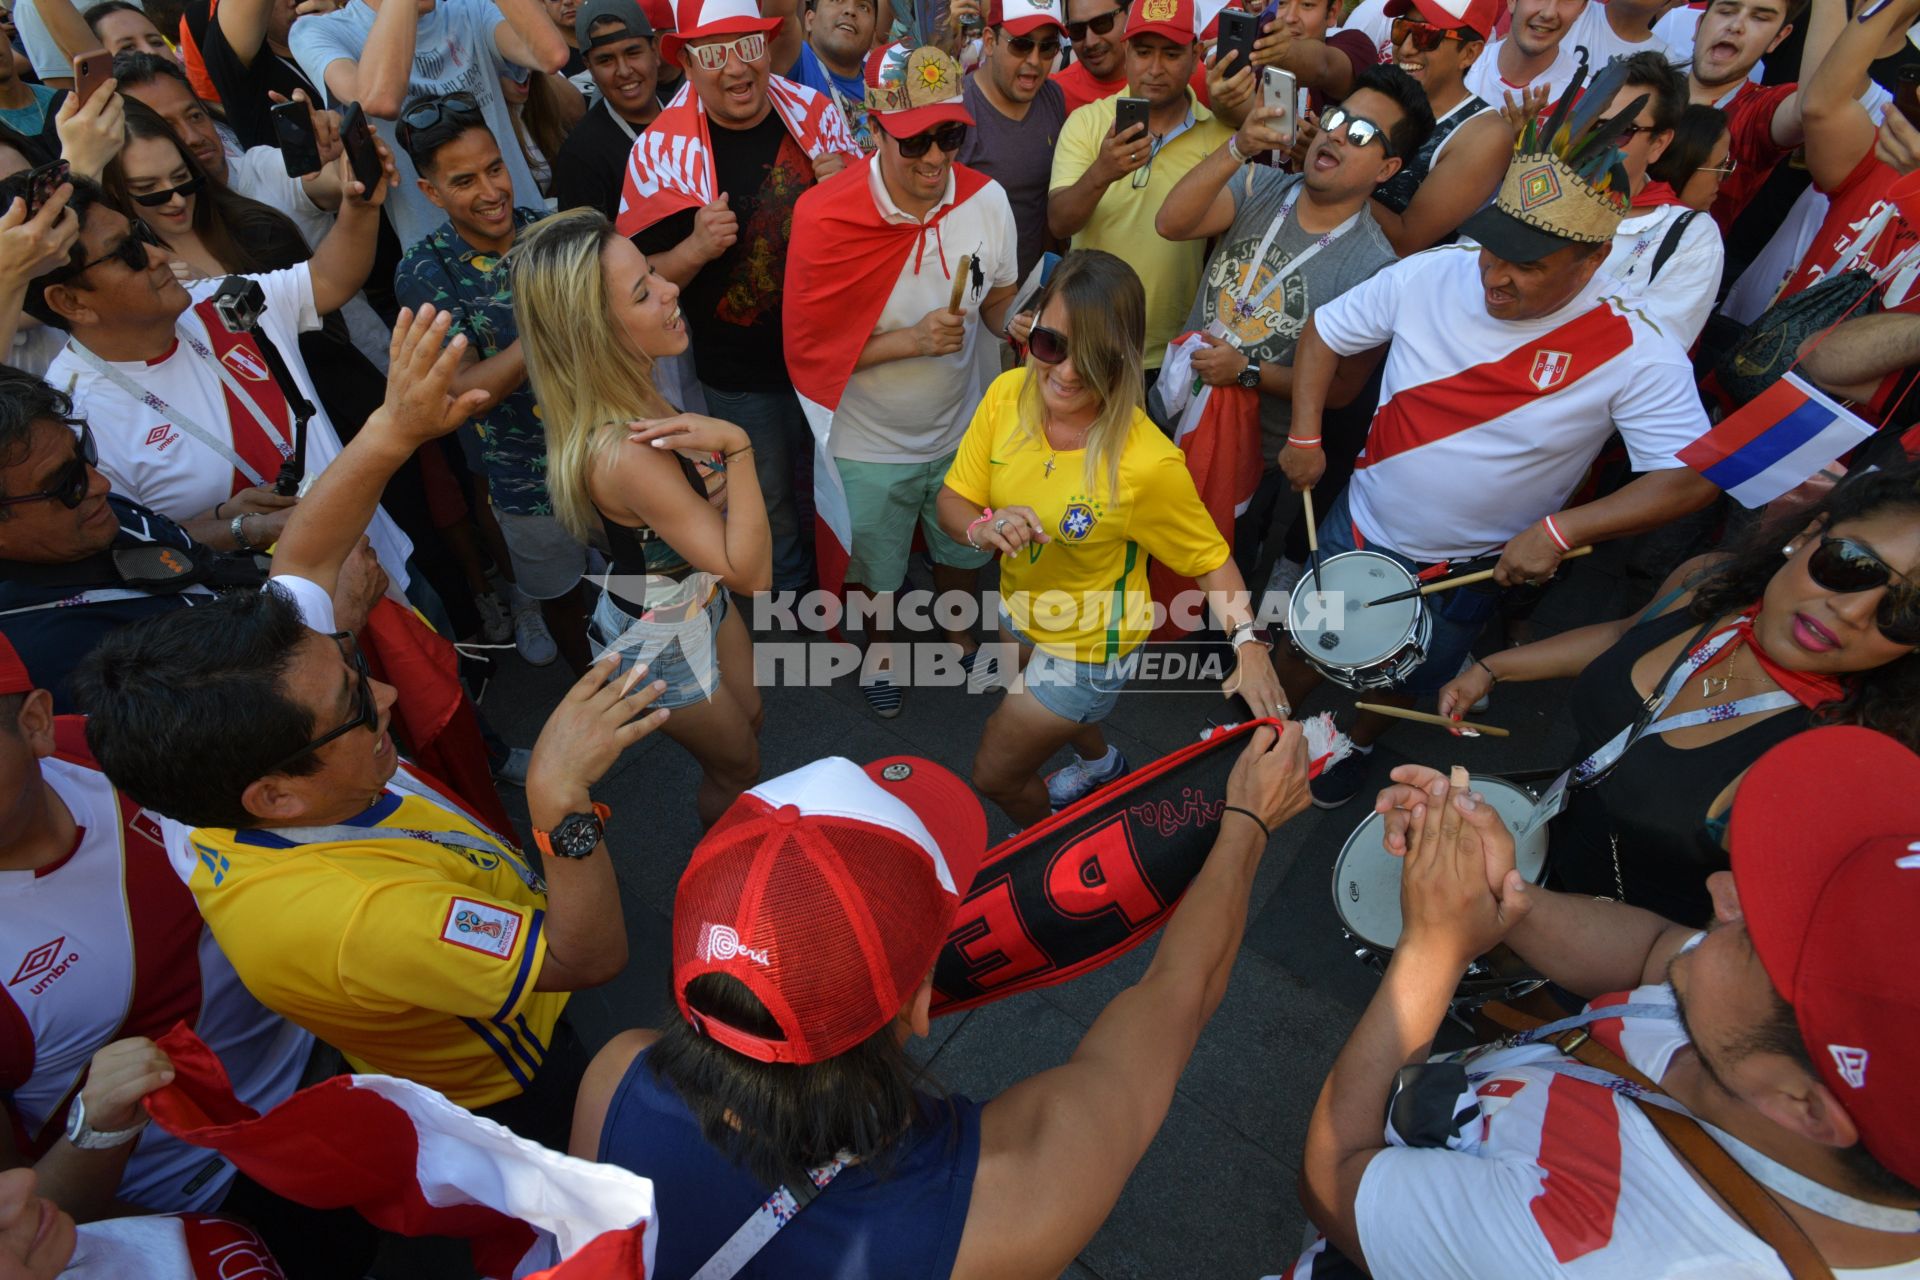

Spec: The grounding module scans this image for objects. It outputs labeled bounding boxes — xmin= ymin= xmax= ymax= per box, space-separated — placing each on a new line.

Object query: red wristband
xmin=1542 ymin=514 xmax=1572 ymax=553
xmin=1287 ymin=435 xmax=1322 ymax=450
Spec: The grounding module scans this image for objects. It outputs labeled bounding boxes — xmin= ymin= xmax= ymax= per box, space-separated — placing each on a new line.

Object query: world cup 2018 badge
xmin=1060 ymin=503 xmax=1097 ymax=541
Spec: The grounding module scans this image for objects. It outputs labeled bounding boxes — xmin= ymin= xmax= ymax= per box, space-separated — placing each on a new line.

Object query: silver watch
xmin=64 ymin=1093 xmax=148 ymax=1150
xmin=230 ymin=512 xmax=254 ymax=551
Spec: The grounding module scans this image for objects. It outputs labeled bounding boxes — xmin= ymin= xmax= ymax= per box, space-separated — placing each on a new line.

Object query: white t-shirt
xmin=1327 ymin=974 xmax=1920 ymax=1279
xmin=16 ymin=0 xmax=148 ymax=80
xmin=1 ymin=756 xmax=310 ymax=1213
xmin=1603 ymin=201 xmax=1725 ymax=347
xmin=1334 ymin=0 xmax=1395 ymax=65
xmin=290 ymin=0 xmax=543 ymax=246
xmin=1463 ymin=38 xmax=1584 ymax=106
xmin=828 ymin=165 xmax=1019 ymax=463
xmin=1312 ymin=245 xmax=1704 ymax=562
xmin=45 ymin=265 xmax=412 ymax=588
xmin=1566 ymin=0 xmax=1683 ymax=70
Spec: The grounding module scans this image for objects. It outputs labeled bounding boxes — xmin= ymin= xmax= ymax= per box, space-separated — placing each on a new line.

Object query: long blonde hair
xmin=1013 ymin=249 xmax=1146 ymax=500
xmin=510 ymin=208 xmax=674 ymax=544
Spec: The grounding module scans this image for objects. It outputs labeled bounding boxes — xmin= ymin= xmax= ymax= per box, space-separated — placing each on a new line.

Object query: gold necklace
xmin=1044 ymin=419 xmax=1089 ymax=477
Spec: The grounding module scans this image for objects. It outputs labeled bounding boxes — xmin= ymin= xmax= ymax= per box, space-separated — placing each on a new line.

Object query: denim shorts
xmin=999 ymin=609 xmax=1140 ymax=725
xmin=1313 ymin=492 xmax=1501 ymax=696
xmin=589 ymin=584 xmax=729 ymax=710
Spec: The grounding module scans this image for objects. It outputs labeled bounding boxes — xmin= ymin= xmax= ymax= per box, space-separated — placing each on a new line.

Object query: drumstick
xmin=1363 ymin=546 xmax=1594 ymax=607
xmin=948 ymin=254 xmax=974 ymax=314
xmin=1302 ymin=485 xmax=1322 ymax=595
xmin=1355 ymin=701 xmax=1512 ymax=737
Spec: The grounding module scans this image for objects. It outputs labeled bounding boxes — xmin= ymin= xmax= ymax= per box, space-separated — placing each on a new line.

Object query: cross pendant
xmin=1044 ymin=457 xmax=1056 ymax=477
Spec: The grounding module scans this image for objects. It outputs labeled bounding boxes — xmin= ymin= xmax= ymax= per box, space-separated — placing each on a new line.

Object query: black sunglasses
xmin=1003 ymin=31 xmax=1063 ymax=58
xmin=1319 ymin=105 xmax=1394 ymax=156
xmin=896 ymin=121 xmax=968 ymax=157
xmin=1805 ymin=535 xmax=1920 ymax=645
xmin=396 ymin=92 xmax=484 ymax=153
xmin=128 ymin=174 xmax=206 ymax=208
xmin=1066 ymin=4 xmax=1124 ymax=39
xmin=1028 ymin=323 xmax=1069 ymax=364
xmin=0 ymin=422 xmax=95 ymax=510
xmin=50 ymin=219 xmax=164 ymax=286
xmin=259 ymin=632 xmax=380 ymax=777
xmin=1390 ymin=16 xmax=1473 ymax=50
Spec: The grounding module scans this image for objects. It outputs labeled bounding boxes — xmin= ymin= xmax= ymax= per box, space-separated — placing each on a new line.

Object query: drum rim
xmin=1285 ymin=549 xmax=1426 ymax=675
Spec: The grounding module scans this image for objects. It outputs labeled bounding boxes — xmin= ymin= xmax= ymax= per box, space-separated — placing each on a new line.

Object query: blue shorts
xmin=589 ymin=585 xmax=729 ymax=710
xmin=1314 ymin=492 xmax=1501 ymax=696
xmin=999 ymin=609 xmax=1140 ymax=724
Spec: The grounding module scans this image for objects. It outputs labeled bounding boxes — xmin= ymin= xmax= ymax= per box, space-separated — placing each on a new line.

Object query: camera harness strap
xmin=66 ymin=321 xmax=295 ymax=491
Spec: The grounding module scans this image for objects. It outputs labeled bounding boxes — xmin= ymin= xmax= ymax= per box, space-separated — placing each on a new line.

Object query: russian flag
xmin=1680 ymin=373 xmax=1876 ymax=508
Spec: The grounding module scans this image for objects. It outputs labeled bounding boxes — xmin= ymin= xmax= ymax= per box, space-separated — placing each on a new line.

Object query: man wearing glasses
xmin=959 ymin=0 xmax=1070 ymax=282
xmin=1048 ymin=0 xmax=1229 ymax=385
xmin=72 ymin=306 xmax=666 ymax=1150
xmin=1053 ymin=0 xmax=1127 ymax=113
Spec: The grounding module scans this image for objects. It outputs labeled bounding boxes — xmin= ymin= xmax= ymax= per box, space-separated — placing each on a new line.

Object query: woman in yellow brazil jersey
xmin=938 ymin=250 xmax=1284 ymax=825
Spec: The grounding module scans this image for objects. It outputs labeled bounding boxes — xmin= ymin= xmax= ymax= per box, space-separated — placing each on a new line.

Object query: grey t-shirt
xmin=1179 ymin=167 xmax=1397 ymax=457
xmin=290 ymin=0 xmax=546 ymax=246
xmin=957 ymin=74 xmax=1067 ymax=283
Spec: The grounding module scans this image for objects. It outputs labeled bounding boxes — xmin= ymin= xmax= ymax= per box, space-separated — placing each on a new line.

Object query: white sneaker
xmin=474 ymin=593 xmax=513 ymax=644
xmin=1046 ymin=748 xmax=1129 ymax=810
xmin=510 ymin=589 xmax=558 ymax=666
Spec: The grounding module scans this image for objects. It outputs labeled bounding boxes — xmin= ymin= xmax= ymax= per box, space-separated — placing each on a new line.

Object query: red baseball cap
xmin=671 ymin=755 xmax=987 ymax=1065
xmin=1124 ymin=0 xmax=1198 ymax=45
xmin=988 ymin=0 xmax=1067 ymax=35
xmin=863 ymin=43 xmax=974 ymax=138
xmin=1730 ymin=726 xmax=1920 ymax=1187
xmin=1383 ymin=0 xmax=1499 ymax=38
xmin=659 ymin=0 xmax=781 ymax=67
xmin=639 ymin=0 xmax=674 ymax=30
xmin=0 ymin=635 xmax=31 ymax=697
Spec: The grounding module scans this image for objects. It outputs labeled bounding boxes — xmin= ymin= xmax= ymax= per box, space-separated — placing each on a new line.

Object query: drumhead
xmin=1287 ymin=552 xmax=1422 ymax=669
xmin=1332 ymin=775 xmax=1550 ymax=952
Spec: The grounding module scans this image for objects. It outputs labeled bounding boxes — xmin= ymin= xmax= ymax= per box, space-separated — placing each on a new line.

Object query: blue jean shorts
xmin=589 ymin=584 xmax=729 ymax=710
xmin=999 ymin=609 xmax=1141 ymax=724
xmin=1314 ymin=492 xmax=1501 ymax=696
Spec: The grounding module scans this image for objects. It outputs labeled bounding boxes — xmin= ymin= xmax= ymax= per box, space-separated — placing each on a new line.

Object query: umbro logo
xmin=9 ymin=937 xmax=79 ymax=995
xmin=1828 ymin=1044 xmax=1870 ymax=1089
xmin=145 ymin=425 xmax=180 ymax=451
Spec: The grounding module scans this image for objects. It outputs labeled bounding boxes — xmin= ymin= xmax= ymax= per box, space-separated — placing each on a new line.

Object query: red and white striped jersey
xmin=0 ymin=729 xmax=310 ymax=1212
xmin=1312 ymin=246 xmax=1708 ymax=563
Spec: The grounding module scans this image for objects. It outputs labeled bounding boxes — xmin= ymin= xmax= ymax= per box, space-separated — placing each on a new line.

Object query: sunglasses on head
xmin=1319 ymin=105 xmax=1394 ymax=156
xmin=396 ymin=91 xmax=484 ymax=153
xmin=1003 ymin=30 xmax=1063 ymax=58
xmin=128 ymin=174 xmax=205 ymax=208
xmin=1027 ymin=323 xmax=1070 ymax=364
xmin=1066 ymin=4 xmax=1124 ymax=39
xmin=1389 ymin=16 xmax=1473 ymax=50
xmin=1804 ymin=534 xmax=1920 ymax=645
xmin=0 ymin=422 xmax=95 ymax=511
xmin=259 ymin=632 xmax=380 ymax=777
xmin=685 ymin=31 xmax=767 ymax=70
xmin=895 ymin=120 xmax=968 ymax=157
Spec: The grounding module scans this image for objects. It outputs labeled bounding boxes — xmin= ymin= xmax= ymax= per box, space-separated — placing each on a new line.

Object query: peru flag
xmin=144 ymin=1025 xmax=656 ymax=1279
xmin=1680 ymin=372 xmax=1875 ymax=507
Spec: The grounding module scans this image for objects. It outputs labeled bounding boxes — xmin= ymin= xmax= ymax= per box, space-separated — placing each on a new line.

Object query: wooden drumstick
xmin=1354 ymin=701 xmax=1512 ymax=738
xmin=1302 ymin=485 xmax=1322 ymax=594
xmin=948 ymin=254 xmax=974 ymax=315
xmin=1363 ymin=546 xmax=1594 ymax=608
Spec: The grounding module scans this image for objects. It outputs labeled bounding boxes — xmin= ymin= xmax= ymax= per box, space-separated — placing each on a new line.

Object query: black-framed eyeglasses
xmin=896 ymin=121 xmax=968 ymax=157
xmin=1805 ymin=534 xmax=1920 ymax=645
xmin=1003 ymin=31 xmax=1063 ymax=59
xmin=47 ymin=219 xmax=164 ymax=287
xmin=1066 ymin=4 xmax=1124 ymax=39
xmin=259 ymin=631 xmax=379 ymax=776
xmin=1390 ymin=17 xmax=1471 ymax=50
xmin=0 ymin=421 xmax=95 ymax=510
xmin=396 ymin=91 xmax=484 ymax=154
xmin=128 ymin=175 xmax=206 ymax=208
xmin=1028 ymin=323 xmax=1069 ymax=364
xmin=1319 ymin=105 xmax=1394 ymax=156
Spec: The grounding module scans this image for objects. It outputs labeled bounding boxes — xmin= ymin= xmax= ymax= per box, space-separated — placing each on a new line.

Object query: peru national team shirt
xmin=1311 ymin=245 xmax=1706 ymax=563
xmin=1340 ymin=972 xmax=1920 ymax=1278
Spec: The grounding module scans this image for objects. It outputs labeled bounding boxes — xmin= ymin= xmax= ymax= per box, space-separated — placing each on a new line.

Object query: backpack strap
xmin=1648 ymin=210 xmax=1700 ymax=284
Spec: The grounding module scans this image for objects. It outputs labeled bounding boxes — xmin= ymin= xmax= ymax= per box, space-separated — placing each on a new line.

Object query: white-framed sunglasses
xmin=686 ymin=31 xmax=768 ymax=70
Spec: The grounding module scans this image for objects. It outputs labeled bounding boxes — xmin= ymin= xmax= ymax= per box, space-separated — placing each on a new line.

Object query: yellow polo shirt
xmin=183 ymin=765 xmax=566 ymax=1108
xmin=1050 ymin=89 xmax=1231 ymax=368
xmin=945 ymin=369 xmax=1229 ymax=663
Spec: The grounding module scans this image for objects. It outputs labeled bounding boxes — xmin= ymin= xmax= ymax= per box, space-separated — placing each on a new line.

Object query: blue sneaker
xmin=1047 ymin=749 xmax=1129 ymax=810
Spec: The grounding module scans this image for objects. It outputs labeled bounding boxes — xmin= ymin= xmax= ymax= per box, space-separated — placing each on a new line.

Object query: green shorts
xmin=836 ymin=451 xmax=991 ymax=593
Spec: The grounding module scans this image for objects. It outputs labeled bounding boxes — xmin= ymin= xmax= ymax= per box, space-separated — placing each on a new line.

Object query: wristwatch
xmin=64 ymin=1094 xmax=148 ymax=1150
xmin=230 ymin=513 xmax=256 ymax=551
xmin=533 ymin=802 xmax=610 ymax=859
xmin=1236 ymin=356 xmax=1262 ymax=389
xmin=1230 ymin=623 xmax=1275 ymax=650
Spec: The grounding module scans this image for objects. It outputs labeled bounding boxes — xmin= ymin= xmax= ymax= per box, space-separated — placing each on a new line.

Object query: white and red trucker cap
xmin=671 ymin=756 xmax=988 ymax=1065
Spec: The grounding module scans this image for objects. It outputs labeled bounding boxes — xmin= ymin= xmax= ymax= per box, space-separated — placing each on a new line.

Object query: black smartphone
xmin=1217 ymin=9 xmax=1260 ymax=76
xmin=25 ymin=159 xmax=69 ymax=215
xmin=270 ymin=100 xmax=324 ymax=177
xmin=71 ymin=48 xmax=113 ymax=107
xmin=339 ymin=101 xmax=383 ymax=194
xmin=1115 ymin=95 xmax=1150 ymax=142
xmin=1898 ymin=65 xmax=1920 ymax=131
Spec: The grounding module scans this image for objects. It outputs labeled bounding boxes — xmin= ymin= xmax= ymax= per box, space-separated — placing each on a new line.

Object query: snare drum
xmin=1332 ymin=775 xmax=1550 ymax=1008
xmin=1285 ymin=551 xmax=1431 ymax=690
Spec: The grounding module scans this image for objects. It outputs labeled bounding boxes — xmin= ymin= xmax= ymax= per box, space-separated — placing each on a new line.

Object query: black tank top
xmin=1549 ymin=605 xmax=1812 ymax=924
xmin=1373 ymin=95 xmax=1490 ymax=216
xmin=597 ymin=452 xmax=710 ymax=613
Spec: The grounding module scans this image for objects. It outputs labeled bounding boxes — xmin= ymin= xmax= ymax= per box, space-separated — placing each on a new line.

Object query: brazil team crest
xmin=1059 ymin=503 xmax=1097 ymax=541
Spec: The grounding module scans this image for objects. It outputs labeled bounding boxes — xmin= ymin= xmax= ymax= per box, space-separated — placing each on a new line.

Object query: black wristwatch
xmin=533 ymin=802 xmax=609 ymax=859
xmin=1236 ymin=356 xmax=1261 ymax=389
